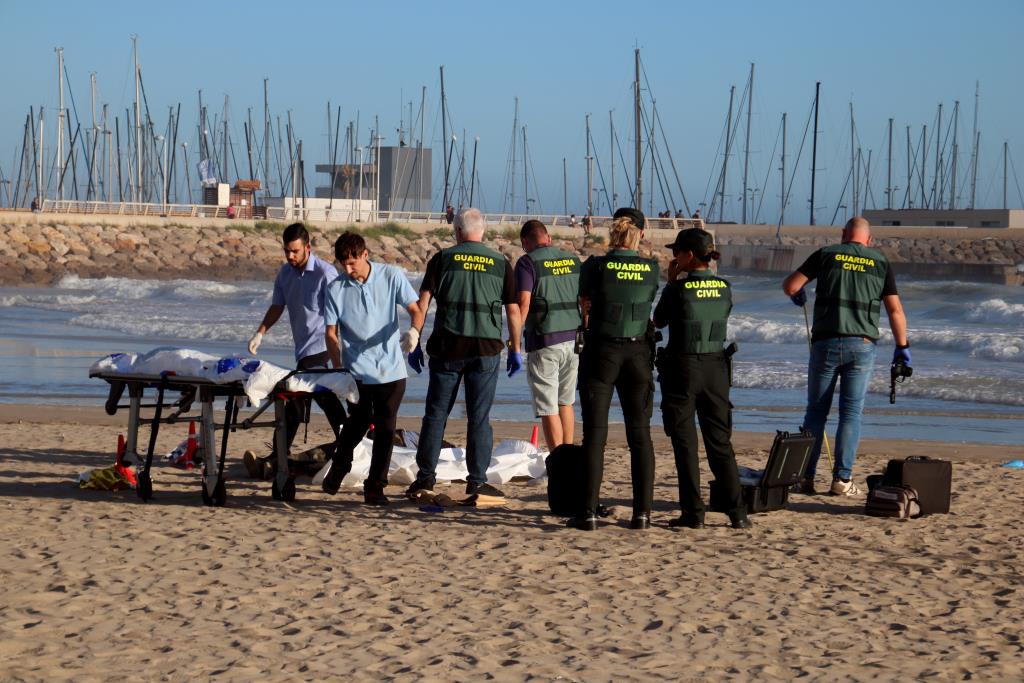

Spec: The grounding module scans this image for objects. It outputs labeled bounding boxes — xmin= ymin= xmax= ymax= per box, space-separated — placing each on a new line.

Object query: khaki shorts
xmin=526 ymin=341 xmax=579 ymax=417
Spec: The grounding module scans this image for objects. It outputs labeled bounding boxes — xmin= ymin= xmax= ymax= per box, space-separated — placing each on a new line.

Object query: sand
xmin=1 ymin=404 xmax=1022 ymax=681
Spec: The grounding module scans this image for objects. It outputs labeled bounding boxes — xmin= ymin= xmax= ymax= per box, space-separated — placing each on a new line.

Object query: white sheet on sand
xmin=89 ymin=347 xmax=359 ymax=405
xmin=313 ymin=436 xmax=549 ymax=486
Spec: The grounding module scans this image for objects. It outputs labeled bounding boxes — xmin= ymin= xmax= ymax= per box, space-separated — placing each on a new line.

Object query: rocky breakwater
xmin=0 ymin=220 xmax=642 ymax=285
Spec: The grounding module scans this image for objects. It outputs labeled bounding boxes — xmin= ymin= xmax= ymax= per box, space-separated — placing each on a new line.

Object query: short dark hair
xmin=282 ymin=223 xmax=310 ymax=245
xmin=520 ymin=219 xmax=548 ymax=242
xmin=334 ymin=232 xmax=367 ymax=262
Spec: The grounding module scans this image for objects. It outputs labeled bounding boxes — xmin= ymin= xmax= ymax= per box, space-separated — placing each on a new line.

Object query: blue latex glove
xmin=507 ymin=351 xmax=523 ymax=378
xmin=790 ymin=288 xmax=807 ymax=307
xmin=893 ymin=346 xmax=912 ymax=367
xmin=408 ymin=345 xmax=424 ymax=374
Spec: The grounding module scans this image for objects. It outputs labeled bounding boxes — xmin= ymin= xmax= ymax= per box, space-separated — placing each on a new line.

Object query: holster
xmin=724 ymin=342 xmax=738 ymax=387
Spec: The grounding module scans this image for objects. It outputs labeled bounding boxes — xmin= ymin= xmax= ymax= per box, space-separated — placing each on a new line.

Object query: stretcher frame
xmin=90 ymin=369 xmax=343 ymax=506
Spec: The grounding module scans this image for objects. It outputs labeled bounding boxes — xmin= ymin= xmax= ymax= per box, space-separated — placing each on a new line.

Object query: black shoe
xmin=566 ymin=515 xmax=599 ymax=531
xmin=668 ymin=515 xmax=705 ymax=529
xmin=405 ymin=479 xmax=435 ymax=500
xmin=363 ymin=489 xmax=390 ymax=506
xmin=465 ymin=481 xmax=505 ymax=498
xmin=730 ymin=515 xmax=753 ymax=529
xmin=321 ymin=461 xmax=349 ymax=495
xmin=630 ymin=513 xmax=651 ymax=530
xmin=596 ymin=504 xmax=613 ymax=518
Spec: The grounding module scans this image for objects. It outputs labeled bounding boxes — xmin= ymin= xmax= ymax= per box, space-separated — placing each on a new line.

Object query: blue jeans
xmin=413 ymin=354 xmax=500 ymax=486
xmin=801 ymin=337 xmax=877 ymax=481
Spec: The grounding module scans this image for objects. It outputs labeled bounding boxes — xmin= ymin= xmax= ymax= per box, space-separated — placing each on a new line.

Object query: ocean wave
xmin=731 ymin=362 xmax=1024 ymax=407
xmin=965 ymin=299 xmax=1024 ymax=326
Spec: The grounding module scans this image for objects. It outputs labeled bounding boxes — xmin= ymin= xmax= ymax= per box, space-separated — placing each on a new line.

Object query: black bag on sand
xmin=546 ymin=444 xmax=585 ymax=516
xmin=710 ymin=429 xmax=814 ymax=515
xmin=883 ymin=456 xmax=952 ymax=515
xmin=865 ymin=484 xmax=921 ymax=519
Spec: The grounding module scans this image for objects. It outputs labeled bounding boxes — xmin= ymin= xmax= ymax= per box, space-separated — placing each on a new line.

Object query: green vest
xmin=436 ymin=241 xmax=505 ymax=340
xmin=670 ymin=271 xmax=732 ymax=354
xmin=812 ymin=242 xmax=888 ymax=341
xmin=524 ymin=246 xmax=582 ymax=335
xmin=588 ymin=251 xmax=660 ymax=338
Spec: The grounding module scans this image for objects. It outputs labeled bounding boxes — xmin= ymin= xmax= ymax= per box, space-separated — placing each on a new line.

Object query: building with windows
xmin=863 ymin=209 xmax=1023 ymax=228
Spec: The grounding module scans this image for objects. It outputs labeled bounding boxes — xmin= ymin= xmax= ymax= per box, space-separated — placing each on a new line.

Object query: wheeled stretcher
xmin=90 ymin=368 xmax=349 ymax=506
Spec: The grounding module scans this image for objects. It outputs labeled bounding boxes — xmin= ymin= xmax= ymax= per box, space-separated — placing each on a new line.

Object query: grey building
xmin=315 ymin=146 xmax=432 ymax=212
xmin=864 ymin=208 xmax=1023 ymax=228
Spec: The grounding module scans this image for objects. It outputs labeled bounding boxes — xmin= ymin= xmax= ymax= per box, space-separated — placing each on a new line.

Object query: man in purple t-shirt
xmin=515 ymin=220 xmax=583 ymax=452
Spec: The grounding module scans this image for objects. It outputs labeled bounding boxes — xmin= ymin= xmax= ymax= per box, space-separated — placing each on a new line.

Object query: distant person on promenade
xmin=569 ymin=214 xmax=578 ymax=228
xmin=445 ymin=204 xmax=455 ymax=224
xmin=245 ymin=223 xmax=347 ymax=478
xmin=321 ymin=232 xmax=423 ymax=504
xmin=782 ymin=216 xmax=910 ymax=496
xmin=692 ymin=209 xmax=702 ymax=221
xmin=516 ymin=219 xmax=582 ymax=452
xmin=582 ymin=214 xmax=592 ymax=235
xmin=405 ymin=208 xmax=523 ymax=500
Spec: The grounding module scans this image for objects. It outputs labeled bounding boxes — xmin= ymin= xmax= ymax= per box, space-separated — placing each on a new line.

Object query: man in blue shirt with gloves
xmin=321 ymin=232 xmax=424 ymax=504
xmin=247 ymin=223 xmax=347 ymax=476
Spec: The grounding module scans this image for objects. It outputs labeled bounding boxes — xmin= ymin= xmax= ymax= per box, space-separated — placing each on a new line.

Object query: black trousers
xmin=284 ymin=351 xmax=347 ymax=451
xmin=659 ymin=352 xmax=743 ymax=518
xmin=333 ymin=379 xmax=406 ymax=491
xmin=579 ymin=338 xmax=655 ymax=516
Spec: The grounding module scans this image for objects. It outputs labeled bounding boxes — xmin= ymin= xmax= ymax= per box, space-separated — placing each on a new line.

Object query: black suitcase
xmin=883 ymin=456 xmax=952 ymax=515
xmin=710 ymin=429 xmax=815 ymax=514
xmin=546 ymin=444 xmax=585 ymax=516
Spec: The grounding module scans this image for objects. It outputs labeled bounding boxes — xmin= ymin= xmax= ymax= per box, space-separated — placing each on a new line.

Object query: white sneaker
xmin=830 ymin=478 xmax=863 ymax=496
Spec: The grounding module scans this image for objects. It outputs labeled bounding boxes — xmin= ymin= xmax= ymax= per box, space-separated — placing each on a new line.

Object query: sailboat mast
xmin=585 ymin=113 xmax=593 ymax=217
xmin=55 ymin=47 xmax=64 ymax=201
xmin=440 ymin=65 xmax=449 ymax=211
xmin=969 ymin=81 xmax=979 ymax=209
xmin=263 ymin=78 xmax=270 ymax=198
xmin=133 ymin=36 xmax=142 ymax=202
xmin=562 ymin=157 xmax=568 ymax=215
xmin=850 ymin=102 xmax=857 ymax=216
xmin=950 ymin=101 xmax=959 ymax=209
xmin=780 ymin=112 xmax=786 ymax=224
xmin=469 ymin=137 xmax=478 ymax=206
xmin=742 ymin=63 xmax=753 ymax=224
xmin=809 ymin=81 xmax=820 ymax=225
xmin=609 ymin=110 xmax=616 ymax=207
xmin=719 ymin=85 xmax=735 ymax=223
xmin=509 ymin=96 xmax=518 ymax=212
xmin=223 ymin=95 xmax=229 ymax=187
xmin=522 ymin=125 xmax=528 ymax=213
xmin=886 ymin=118 xmax=893 ymax=209
xmin=634 ymin=48 xmax=642 ymax=209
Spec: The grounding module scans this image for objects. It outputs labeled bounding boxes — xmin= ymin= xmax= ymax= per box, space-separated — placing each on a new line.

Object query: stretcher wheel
xmin=212 ymin=478 xmax=227 ymax=507
xmin=137 ymin=472 xmax=153 ymax=502
xmin=272 ymin=476 xmax=296 ymax=502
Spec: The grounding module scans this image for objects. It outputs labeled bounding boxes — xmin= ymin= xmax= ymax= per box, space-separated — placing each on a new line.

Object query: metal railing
xmin=35 ymin=199 xmax=704 ymax=230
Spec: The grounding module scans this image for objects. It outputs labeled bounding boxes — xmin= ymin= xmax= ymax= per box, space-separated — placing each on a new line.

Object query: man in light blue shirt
xmin=322 ymin=232 xmax=424 ymax=504
xmin=247 ymin=223 xmax=347 ymax=475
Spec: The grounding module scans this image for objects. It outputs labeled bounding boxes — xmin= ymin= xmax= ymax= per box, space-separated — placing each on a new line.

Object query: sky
xmin=1 ymin=0 xmax=1022 ymax=222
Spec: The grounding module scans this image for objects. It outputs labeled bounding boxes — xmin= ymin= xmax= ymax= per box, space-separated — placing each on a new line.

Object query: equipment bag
xmin=546 ymin=444 xmax=585 ymax=516
xmin=883 ymin=456 xmax=952 ymax=515
xmin=865 ymin=485 xmax=921 ymax=519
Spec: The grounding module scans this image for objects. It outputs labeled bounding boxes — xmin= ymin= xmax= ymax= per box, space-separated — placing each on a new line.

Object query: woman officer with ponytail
xmin=569 ymin=208 xmax=660 ymax=532
xmin=653 ymin=228 xmax=751 ymax=530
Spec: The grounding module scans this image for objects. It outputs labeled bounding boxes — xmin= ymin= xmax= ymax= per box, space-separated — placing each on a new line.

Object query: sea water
xmin=0 ymin=273 xmax=1021 ymax=445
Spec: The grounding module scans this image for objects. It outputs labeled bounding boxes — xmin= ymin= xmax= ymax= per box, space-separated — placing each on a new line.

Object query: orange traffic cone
xmin=181 ymin=422 xmax=198 ymax=470
xmin=529 ymin=425 xmax=539 ymax=448
xmin=115 ymin=433 xmax=126 ymax=465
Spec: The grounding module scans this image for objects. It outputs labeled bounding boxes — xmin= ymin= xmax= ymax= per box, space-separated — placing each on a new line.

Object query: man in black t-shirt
xmin=782 ymin=217 xmax=910 ymax=497
xmin=405 ymin=208 xmax=523 ymax=500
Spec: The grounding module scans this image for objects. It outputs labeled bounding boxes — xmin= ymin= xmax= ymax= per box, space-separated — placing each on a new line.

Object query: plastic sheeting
xmin=90 ymin=347 xmax=359 ymax=405
xmin=313 ymin=436 xmax=549 ymax=488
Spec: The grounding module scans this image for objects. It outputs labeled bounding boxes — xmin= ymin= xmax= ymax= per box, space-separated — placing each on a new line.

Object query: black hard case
xmin=710 ymin=430 xmax=814 ymax=514
xmin=883 ymin=456 xmax=952 ymax=515
xmin=546 ymin=444 xmax=585 ymax=516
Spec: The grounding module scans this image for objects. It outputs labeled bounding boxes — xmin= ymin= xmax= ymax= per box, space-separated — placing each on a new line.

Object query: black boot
xmin=363 ymin=485 xmax=390 ymax=506
xmin=730 ymin=513 xmax=753 ymax=529
xmin=321 ymin=459 xmax=350 ymax=495
xmin=566 ymin=514 xmax=599 ymax=531
xmin=668 ymin=513 xmax=705 ymax=529
xmin=629 ymin=512 xmax=651 ymax=530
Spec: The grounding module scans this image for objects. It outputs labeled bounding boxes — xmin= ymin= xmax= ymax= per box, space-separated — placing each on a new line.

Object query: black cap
xmin=613 ymin=207 xmax=646 ymax=230
xmin=667 ymin=228 xmax=715 ymax=254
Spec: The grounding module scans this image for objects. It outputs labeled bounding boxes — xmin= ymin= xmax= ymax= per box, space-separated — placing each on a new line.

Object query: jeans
xmin=333 ymin=379 xmax=406 ymax=491
xmin=413 ymin=354 xmax=500 ymax=487
xmin=801 ymin=336 xmax=877 ymax=481
xmin=579 ymin=339 xmax=655 ymax=516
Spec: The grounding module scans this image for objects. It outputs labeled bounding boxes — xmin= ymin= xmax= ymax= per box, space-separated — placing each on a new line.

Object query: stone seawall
xmin=2 ymin=212 xmax=1022 ymax=286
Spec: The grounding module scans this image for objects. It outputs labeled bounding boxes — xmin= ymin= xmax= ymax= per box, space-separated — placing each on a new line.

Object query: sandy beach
xmin=1 ymin=405 xmax=1022 ymax=681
